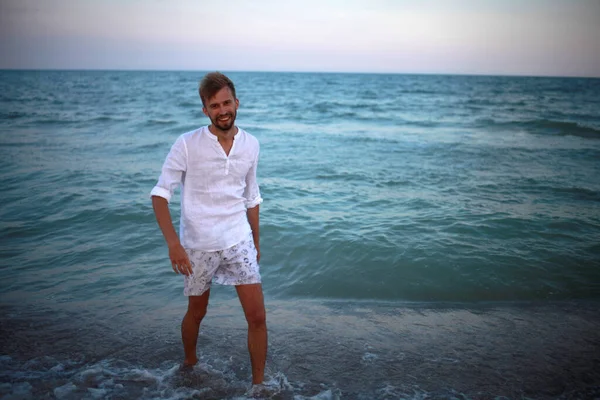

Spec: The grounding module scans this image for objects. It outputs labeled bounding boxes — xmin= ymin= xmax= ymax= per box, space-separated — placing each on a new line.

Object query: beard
xmin=211 ymin=111 xmax=236 ymax=132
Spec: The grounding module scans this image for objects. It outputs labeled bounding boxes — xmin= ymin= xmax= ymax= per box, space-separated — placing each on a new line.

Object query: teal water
xmin=1 ymin=71 xmax=599 ymax=399
xmin=1 ymin=71 xmax=599 ymax=303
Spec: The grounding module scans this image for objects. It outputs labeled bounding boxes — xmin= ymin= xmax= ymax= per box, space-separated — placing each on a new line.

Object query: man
xmin=150 ymin=72 xmax=267 ymax=386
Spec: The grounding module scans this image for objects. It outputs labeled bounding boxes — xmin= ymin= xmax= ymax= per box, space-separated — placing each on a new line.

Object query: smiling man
xmin=150 ymin=72 xmax=267 ymax=388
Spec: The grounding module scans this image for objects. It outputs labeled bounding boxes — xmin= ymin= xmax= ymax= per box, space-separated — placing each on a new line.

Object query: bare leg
xmin=181 ymin=290 xmax=210 ymax=366
xmin=236 ymin=283 xmax=267 ymax=384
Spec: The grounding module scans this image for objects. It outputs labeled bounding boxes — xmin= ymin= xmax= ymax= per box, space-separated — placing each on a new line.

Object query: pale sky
xmin=1 ymin=0 xmax=599 ymax=77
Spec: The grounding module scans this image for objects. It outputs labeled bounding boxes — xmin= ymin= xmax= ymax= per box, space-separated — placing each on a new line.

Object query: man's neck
xmin=208 ymin=125 xmax=238 ymax=143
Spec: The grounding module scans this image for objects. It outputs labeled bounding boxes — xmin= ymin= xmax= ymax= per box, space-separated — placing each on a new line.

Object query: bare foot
xmin=179 ymin=356 xmax=198 ymax=371
xmin=245 ymin=383 xmax=277 ymax=398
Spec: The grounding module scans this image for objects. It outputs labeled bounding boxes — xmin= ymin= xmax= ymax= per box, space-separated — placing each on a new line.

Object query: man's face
xmin=203 ymin=87 xmax=239 ymax=132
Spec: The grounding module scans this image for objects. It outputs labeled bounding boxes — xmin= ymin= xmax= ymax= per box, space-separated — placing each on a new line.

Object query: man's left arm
xmin=247 ymin=205 xmax=260 ymax=262
xmin=244 ymin=148 xmax=263 ymax=262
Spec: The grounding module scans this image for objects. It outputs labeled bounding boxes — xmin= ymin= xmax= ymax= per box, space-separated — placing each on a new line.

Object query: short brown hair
xmin=198 ymin=72 xmax=237 ymax=107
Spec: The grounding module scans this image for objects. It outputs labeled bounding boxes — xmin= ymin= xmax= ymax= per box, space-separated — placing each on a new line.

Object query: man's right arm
xmin=151 ymin=196 xmax=192 ymax=276
xmin=152 ymin=196 xmax=192 ymax=275
xmin=150 ymin=136 xmax=192 ymax=276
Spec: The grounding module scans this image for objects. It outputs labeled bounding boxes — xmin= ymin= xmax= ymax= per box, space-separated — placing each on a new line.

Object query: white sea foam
xmin=361 ymin=352 xmax=378 ymax=363
xmin=376 ymin=384 xmax=430 ymax=400
xmin=38 ymin=358 xmax=306 ymax=400
xmin=50 ymin=363 xmax=65 ymax=372
xmin=293 ymin=388 xmax=337 ymax=400
xmin=87 ymin=387 xmax=107 ymax=399
xmin=53 ymin=382 xmax=77 ymax=399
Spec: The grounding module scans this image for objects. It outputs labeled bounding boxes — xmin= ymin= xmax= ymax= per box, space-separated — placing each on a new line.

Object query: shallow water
xmin=1 ymin=298 xmax=599 ymax=399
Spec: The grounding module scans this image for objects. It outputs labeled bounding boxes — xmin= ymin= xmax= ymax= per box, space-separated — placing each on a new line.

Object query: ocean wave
xmin=22 ymin=114 xmax=131 ymax=125
xmin=402 ymin=89 xmax=438 ymax=95
xmin=0 ymin=111 xmax=29 ymax=120
xmin=315 ymin=171 xmax=368 ymax=182
xmin=524 ymin=119 xmax=600 ymax=138
xmin=133 ymin=142 xmax=165 ymax=151
xmin=177 ymin=101 xmax=197 ymax=108
xmin=146 ymin=119 xmax=178 ymax=126
xmin=89 ymin=115 xmax=131 ymax=123
xmin=0 ymin=140 xmax=39 ymax=148
xmin=520 ymin=182 xmax=600 ymax=202
xmin=477 ymin=118 xmax=600 ymax=139
xmin=337 ymin=135 xmax=402 ymax=145
xmin=19 ymin=118 xmax=79 ymax=126
xmin=375 ymin=179 xmax=412 ymax=187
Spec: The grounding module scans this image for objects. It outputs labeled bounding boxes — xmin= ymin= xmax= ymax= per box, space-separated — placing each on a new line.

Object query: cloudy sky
xmin=1 ymin=0 xmax=599 ymax=76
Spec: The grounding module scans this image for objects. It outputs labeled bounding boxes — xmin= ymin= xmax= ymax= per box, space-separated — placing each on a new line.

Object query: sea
xmin=1 ymin=70 xmax=599 ymax=400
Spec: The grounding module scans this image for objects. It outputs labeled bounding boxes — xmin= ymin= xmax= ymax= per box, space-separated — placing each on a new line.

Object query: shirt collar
xmin=204 ymin=126 xmax=240 ymax=141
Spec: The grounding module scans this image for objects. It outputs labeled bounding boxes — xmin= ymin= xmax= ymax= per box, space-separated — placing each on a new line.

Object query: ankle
xmin=183 ymin=356 xmax=198 ymax=366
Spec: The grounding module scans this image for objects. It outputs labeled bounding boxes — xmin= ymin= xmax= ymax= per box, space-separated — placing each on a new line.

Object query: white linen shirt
xmin=150 ymin=126 xmax=263 ymax=251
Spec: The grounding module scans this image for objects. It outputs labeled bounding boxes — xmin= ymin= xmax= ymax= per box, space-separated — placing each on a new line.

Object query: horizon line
xmin=1 ymin=67 xmax=599 ymax=80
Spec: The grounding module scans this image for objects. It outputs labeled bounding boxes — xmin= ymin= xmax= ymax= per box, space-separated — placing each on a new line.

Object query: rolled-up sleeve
xmin=243 ymin=148 xmax=263 ymax=209
xmin=150 ymin=136 xmax=187 ymax=203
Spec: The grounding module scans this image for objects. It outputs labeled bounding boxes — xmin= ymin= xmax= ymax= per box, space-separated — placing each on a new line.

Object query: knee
xmin=187 ymin=301 xmax=208 ymax=324
xmin=189 ymin=307 xmax=207 ymax=324
xmin=245 ymin=308 xmax=266 ymax=329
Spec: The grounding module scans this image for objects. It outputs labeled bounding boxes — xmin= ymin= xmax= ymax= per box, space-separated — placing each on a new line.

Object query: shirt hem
xmin=182 ymin=228 xmax=253 ymax=252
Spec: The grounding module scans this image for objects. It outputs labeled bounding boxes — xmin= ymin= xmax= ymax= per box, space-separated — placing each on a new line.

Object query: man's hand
xmin=169 ymin=243 xmax=193 ymax=276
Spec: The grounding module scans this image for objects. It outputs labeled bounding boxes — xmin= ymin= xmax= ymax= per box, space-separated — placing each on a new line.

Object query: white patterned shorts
xmin=183 ymin=233 xmax=261 ymax=296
